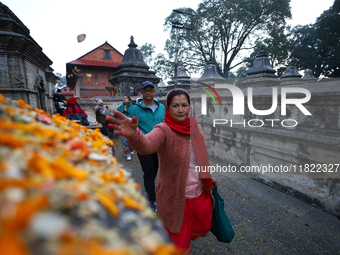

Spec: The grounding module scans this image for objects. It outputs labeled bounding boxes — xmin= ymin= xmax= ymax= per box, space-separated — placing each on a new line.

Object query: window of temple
xmin=95 ymin=73 xmax=98 ymax=83
xmin=103 ymin=49 xmax=111 ymax=60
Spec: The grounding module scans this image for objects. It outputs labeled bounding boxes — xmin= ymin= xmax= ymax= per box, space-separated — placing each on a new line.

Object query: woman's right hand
xmin=106 ymin=110 xmax=138 ymax=139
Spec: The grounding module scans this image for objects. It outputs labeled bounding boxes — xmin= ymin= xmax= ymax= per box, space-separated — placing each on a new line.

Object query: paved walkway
xmin=112 ymin=137 xmax=340 ymax=255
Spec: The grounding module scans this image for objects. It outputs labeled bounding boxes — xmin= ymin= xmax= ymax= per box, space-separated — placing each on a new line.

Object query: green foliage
xmin=139 ymin=43 xmax=156 ymax=66
xmin=315 ymin=0 xmax=340 ymax=77
xmin=163 ymin=0 xmax=291 ymax=78
xmin=244 ymin=26 xmax=291 ymax=71
xmin=235 ymin=66 xmax=248 ymax=78
xmin=266 ymin=26 xmax=292 ymax=68
xmin=289 ymin=25 xmax=321 ymax=77
xmin=228 ymin=72 xmax=236 ymax=78
xmin=139 ymin=42 xmax=174 ymax=80
xmin=153 ymin=53 xmax=175 ymax=81
xmin=289 ymin=0 xmax=340 ymax=77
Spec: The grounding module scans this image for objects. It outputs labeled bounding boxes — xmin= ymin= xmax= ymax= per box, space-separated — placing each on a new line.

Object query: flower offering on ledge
xmin=0 ymin=94 xmax=182 ymax=255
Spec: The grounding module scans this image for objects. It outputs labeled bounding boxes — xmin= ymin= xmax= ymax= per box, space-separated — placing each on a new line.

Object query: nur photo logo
xmin=199 ymin=83 xmax=312 ymax=128
xmin=199 ymin=82 xmax=223 ymax=115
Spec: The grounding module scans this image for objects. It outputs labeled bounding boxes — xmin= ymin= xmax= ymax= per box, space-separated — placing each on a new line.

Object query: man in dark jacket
xmin=130 ymin=81 xmax=165 ymax=213
xmin=53 ymin=89 xmax=67 ymax=115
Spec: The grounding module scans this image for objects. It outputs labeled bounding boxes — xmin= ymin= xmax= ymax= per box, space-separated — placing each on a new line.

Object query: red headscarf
xmin=163 ymin=89 xmax=213 ymax=196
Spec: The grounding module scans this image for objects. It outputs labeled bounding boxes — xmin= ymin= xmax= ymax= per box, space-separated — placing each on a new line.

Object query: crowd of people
xmin=53 ymin=82 xmax=216 ymax=253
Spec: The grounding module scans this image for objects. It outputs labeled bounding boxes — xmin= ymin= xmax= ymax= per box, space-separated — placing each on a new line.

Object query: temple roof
xmin=246 ymin=49 xmax=277 ymax=77
xmin=116 ymin=36 xmax=149 ymax=69
xmin=303 ymin=69 xmax=316 ymax=79
xmin=0 ymin=2 xmax=53 ymax=67
xmin=108 ymin=36 xmax=160 ymax=94
xmin=67 ymin=59 xmax=121 ymax=68
xmin=66 ymin=41 xmax=123 ymax=68
xmin=197 ymin=60 xmax=225 ymax=83
xmin=177 ymin=65 xmax=190 ymax=79
xmin=0 ymin=2 xmax=30 ymax=38
xmin=158 ymin=79 xmax=166 ymax=87
xmin=281 ymin=63 xmax=302 ymax=79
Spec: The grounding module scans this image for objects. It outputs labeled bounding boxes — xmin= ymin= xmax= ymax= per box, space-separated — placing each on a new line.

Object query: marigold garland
xmin=0 ymin=95 xmax=183 ymax=255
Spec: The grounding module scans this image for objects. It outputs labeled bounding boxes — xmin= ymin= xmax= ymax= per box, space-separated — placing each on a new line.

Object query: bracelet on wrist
xmin=126 ymin=128 xmax=140 ymax=142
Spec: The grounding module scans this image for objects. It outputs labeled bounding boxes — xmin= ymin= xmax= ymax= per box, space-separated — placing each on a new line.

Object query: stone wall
xmin=190 ymin=79 xmax=340 ymax=216
xmin=77 ymin=81 xmax=340 ymax=216
xmin=0 ymin=2 xmax=57 ymax=113
xmin=0 ymin=55 xmax=55 ymax=112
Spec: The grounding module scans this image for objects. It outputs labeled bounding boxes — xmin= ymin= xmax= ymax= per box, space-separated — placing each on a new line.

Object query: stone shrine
xmin=157 ymin=79 xmax=167 ymax=96
xmin=0 ymin=2 xmax=58 ymax=113
xmin=302 ymin=69 xmax=318 ymax=83
xmin=108 ymin=36 xmax=160 ymax=96
xmin=167 ymin=63 xmax=192 ymax=92
xmin=280 ymin=62 xmax=306 ymax=86
xmin=196 ymin=60 xmax=226 ymax=87
xmin=303 ymin=69 xmax=317 ymax=79
xmin=242 ymin=49 xmax=279 ymax=87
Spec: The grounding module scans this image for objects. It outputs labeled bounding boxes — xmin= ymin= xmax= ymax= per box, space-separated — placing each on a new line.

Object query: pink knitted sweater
xmin=128 ymin=122 xmax=210 ymax=233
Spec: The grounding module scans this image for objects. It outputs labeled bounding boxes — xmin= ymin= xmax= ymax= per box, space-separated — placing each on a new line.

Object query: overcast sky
xmin=1 ymin=0 xmax=335 ymax=79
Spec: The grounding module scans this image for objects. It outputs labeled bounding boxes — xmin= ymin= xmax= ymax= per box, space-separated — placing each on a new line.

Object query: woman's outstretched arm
xmin=106 ymin=110 xmax=165 ymax=155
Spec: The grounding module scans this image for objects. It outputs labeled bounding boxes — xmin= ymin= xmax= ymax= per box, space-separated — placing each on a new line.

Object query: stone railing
xmin=190 ymin=79 xmax=340 ymax=216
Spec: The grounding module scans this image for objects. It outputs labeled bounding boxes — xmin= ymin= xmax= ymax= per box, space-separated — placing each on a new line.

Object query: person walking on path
xmin=107 ymin=88 xmax=216 ymax=253
xmin=95 ymin=98 xmax=110 ymax=137
xmin=53 ymin=89 xmax=67 ymax=115
xmin=116 ymin=95 xmax=135 ymax=161
xmin=129 ymin=81 xmax=165 ymax=212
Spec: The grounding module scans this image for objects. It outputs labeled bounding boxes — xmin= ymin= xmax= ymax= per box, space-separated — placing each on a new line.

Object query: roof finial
xmin=128 ymin=35 xmax=137 ymax=48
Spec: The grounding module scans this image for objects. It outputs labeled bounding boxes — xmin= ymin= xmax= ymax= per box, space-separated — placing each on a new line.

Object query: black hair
xmin=124 ymin=94 xmax=132 ymax=102
xmin=166 ymin=88 xmax=190 ymax=107
xmin=57 ymin=89 xmax=61 ymax=92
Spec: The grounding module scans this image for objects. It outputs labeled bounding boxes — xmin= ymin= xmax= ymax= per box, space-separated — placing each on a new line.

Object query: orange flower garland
xmin=0 ymin=95 xmax=182 ymax=255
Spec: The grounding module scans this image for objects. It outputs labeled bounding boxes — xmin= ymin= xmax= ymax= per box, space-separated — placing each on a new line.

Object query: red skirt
xmin=165 ymin=192 xmax=213 ymax=250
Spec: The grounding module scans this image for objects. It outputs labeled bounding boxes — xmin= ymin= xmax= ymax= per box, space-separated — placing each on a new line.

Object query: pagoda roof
xmin=67 ymin=59 xmax=121 ymax=68
xmin=198 ymin=60 xmax=225 ymax=81
xmin=116 ymin=36 xmax=149 ymax=69
xmin=66 ymin=41 xmax=123 ymax=68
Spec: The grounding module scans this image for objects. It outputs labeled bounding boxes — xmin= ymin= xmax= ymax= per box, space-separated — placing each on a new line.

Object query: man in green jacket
xmin=130 ymin=81 xmax=165 ymax=213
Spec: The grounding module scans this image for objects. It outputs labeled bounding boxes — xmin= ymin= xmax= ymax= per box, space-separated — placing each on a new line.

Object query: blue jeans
xmin=119 ymin=135 xmax=133 ymax=158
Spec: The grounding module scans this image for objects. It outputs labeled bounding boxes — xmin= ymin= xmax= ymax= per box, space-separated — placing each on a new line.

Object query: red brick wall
xmin=78 ymin=68 xmax=113 ymax=97
xmin=76 ymin=43 xmax=123 ymax=98
xmin=81 ymin=67 xmax=113 ymax=86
